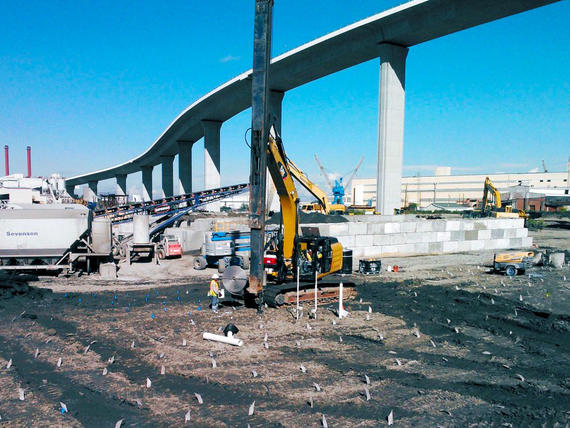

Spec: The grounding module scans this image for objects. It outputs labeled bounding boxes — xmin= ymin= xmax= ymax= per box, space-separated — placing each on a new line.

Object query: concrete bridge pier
xmin=116 ymin=174 xmax=127 ymax=196
xmin=141 ymin=165 xmax=153 ymax=201
xmin=202 ymin=120 xmax=222 ymax=191
xmin=177 ymin=141 xmax=193 ymax=195
xmin=161 ymin=155 xmax=174 ymax=198
xmin=84 ymin=180 xmax=98 ymax=202
xmin=65 ymin=183 xmax=76 ymax=199
xmin=376 ymin=43 xmax=408 ymax=216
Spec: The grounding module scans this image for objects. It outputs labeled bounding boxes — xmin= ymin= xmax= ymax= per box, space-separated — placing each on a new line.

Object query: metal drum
xmin=359 ymin=258 xmax=382 ymax=275
xmin=341 ymin=249 xmax=353 ymax=274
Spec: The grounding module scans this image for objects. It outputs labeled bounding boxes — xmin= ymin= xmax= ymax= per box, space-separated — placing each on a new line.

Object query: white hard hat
xmin=212 ymin=273 xmax=219 ymax=279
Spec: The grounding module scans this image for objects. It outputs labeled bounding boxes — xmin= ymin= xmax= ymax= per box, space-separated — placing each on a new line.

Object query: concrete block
xmin=396 ymin=244 xmax=417 ymax=254
xmin=400 ymin=222 xmax=417 ymax=233
xmin=493 ymin=238 xmax=510 ymax=249
xmin=413 ymin=242 xmax=430 ymax=254
xmin=470 ymin=240 xmax=485 ymax=251
xmin=367 ymin=223 xmax=385 ymax=234
xmin=462 ymin=221 xmax=474 ymax=231
xmin=436 ymin=232 xmax=451 ymax=241
xmin=509 ymin=238 xmax=523 ymax=248
xmin=491 ymin=229 xmax=505 ymax=239
xmin=422 ymin=232 xmax=438 ymax=242
xmin=401 ymin=233 xmax=421 ymax=244
xmin=451 ymin=231 xmax=465 ymax=241
xmin=348 ymin=222 xmax=367 ymax=235
xmin=456 ymin=240 xmax=472 ymax=252
xmin=374 ymin=234 xmax=405 ymax=246
xmin=431 ymin=220 xmax=447 ymax=232
xmin=416 ymin=222 xmax=434 ymax=233
xmin=384 ymin=222 xmax=401 ymax=234
xmin=443 ymin=241 xmax=459 ymax=253
xmin=99 ymin=262 xmax=117 ymax=279
xmin=504 ymin=228 xmax=517 ymax=238
xmin=549 ymin=253 xmax=565 ymax=268
xmin=478 ymin=230 xmax=492 ymax=240
xmin=378 ymin=245 xmax=397 ymax=255
xmin=428 ymin=242 xmax=443 ymax=253
xmin=352 ymin=248 xmax=365 ymax=258
xmin=445 ymin=221 xmax=461 ymax=231
xmin=473 ymin=221 xmax=488 ymax=231
xmin=363 ymin=247 xmax=383 ymax=257
xmin=464 ymin=230 xmax=478 ymax=241
xmin=328 ymin=223 xmax=349 ymax=235
xmin=521 ymin=237 xmax=533 ymax=247
xmin=338 ymin=236 xmax=355 ymax=248
xmin=355 ymin=234 xmax=374 ymax=247
xmin=515 ymin=228 xmax=528 ymax=238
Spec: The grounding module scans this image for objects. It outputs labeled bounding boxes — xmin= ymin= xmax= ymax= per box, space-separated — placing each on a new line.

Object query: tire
xmin=218 ymin=258 xmax=227 ymax=274
xmin=193 ymin=256 xmax=207 ymax=270
xmin=505 ymin=265 xmax=517 ymax=277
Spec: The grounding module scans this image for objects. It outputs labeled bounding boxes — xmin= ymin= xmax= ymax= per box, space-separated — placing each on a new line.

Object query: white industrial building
xmin=350 ymin=167 xmax=570 ymax=209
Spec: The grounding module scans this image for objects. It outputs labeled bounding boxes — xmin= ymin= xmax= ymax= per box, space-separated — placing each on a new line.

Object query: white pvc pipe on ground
xmin=202 ymin=332 xmax=243 ymax=347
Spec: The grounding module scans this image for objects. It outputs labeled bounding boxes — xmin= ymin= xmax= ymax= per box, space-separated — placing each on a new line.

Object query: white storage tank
xmin=91 ymin=217 xmax=112 ymax=254
xmin=133 ymin=214 xmax=150 ymax=244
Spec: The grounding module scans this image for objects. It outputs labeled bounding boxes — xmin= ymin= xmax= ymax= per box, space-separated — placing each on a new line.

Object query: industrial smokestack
xmin=4 ymin=145 xmax=8 ymax=176
xmin=26 ymin=146 xmax=31 ymax=178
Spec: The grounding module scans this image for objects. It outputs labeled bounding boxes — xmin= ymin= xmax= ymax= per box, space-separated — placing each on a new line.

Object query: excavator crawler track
xmin=263 ymin=280 xmax=357 ymax=307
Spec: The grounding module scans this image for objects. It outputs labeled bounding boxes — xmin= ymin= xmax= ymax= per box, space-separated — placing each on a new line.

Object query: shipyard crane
xmin=314 ymin=154 xmax=364 ymax=205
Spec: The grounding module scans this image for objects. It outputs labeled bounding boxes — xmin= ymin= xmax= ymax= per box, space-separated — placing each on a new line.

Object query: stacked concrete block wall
xmin=306 ymin=216 xmax=532 ymax=265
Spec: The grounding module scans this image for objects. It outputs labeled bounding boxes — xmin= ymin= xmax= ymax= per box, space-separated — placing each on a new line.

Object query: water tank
xmin=91 ymin=217 xmax=112 ymax=254
xmin=133 ymin=214 xmax=150 ymax=244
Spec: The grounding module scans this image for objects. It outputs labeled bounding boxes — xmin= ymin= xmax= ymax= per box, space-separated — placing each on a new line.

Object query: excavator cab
xmin=295 ymin=236 xmax=343 ymax=281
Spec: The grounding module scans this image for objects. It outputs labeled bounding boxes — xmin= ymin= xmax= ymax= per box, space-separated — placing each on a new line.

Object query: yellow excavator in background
xmin=481 ymin=177 xmax=527 ymax=218
xmin=292 ymin=164 xmax=346 ymax=214
xmin=464 ymin=177 xmax=527 ymax=219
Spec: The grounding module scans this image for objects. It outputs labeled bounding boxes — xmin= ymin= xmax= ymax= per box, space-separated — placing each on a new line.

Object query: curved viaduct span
xmin=66 ymin=0 xmax=559 ymax=214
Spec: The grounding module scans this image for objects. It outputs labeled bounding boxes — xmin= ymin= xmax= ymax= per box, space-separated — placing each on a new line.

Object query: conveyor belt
xmin=93 ymin=183 xmax=248 ymax=224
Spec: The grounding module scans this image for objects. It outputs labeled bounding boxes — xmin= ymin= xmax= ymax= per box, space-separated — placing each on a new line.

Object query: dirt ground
xmin=0 ymin=229 xmax=568 ymax=426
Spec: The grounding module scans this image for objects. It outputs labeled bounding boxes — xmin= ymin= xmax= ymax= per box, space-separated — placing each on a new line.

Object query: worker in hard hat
xmin=208 ymin=273 xmax=221 ymax=312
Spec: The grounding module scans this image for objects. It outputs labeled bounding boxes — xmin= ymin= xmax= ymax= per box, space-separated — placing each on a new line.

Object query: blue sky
xmin=0 ymin=0 xmax=568 ymax=195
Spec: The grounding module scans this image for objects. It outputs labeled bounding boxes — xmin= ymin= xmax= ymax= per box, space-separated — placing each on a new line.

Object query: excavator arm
xmin=286 ymin=158 xmax=331 ymax=214
xmin=482 ymin=177 xmax=501 ymax=213
xmin=266 ymin=132 xmax=299 ymax=260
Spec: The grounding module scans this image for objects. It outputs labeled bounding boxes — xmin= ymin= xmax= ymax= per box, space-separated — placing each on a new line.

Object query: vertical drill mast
xmin=248 ymin=0 xmax=274 ymax=296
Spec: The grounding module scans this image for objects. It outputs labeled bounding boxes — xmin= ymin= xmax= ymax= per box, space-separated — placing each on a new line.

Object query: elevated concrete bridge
xmin=66 ymin=0 xmax=559 ymax=213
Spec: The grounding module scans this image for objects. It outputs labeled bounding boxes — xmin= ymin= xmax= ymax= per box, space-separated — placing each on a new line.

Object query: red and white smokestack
xmin=4 ymin=145 xmax=8 ymax=176
xmin=26 ymin=146 xmax=31 ymax=178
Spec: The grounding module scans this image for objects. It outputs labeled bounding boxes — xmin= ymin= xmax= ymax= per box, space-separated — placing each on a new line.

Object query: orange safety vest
xmin=209 ymin=279 xmax=220 ymax=297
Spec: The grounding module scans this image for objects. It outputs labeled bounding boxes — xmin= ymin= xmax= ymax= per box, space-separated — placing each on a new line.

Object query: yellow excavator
xmin=465 ymin=177 xmax=527 ymax=219
xmin=262 ymin=129 xmax=357 ymax=305
xmin=221 ymin=128 xmax=356 ymax=306
xmin=481 ymin=177 xmax=527 ymax=218
xmin=222 ymin=129 xmax=354 ymax=306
